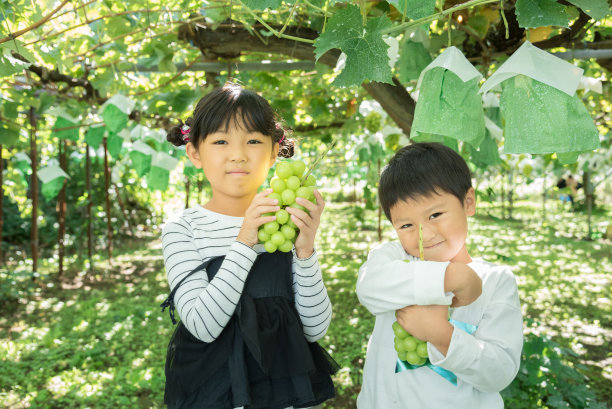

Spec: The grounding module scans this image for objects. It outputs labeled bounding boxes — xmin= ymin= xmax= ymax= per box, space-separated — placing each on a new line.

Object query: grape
xmin=270 ymin=177 xmax=286 ymax=193
xmin=276 ymin=209 xmax=289 ymax=224
xmin=392 ymin=320 xmax=428 ymax=365
xmin=286 ymin=176 xmax=301 ymax=191
xmin=416 ymin=343 xmax=428 ymax=358
xmin=402 ymin=336 xmax=417 ymax=352
xmin=268 ymin=192 xmax=283 ymax=206
xmin=275 ymin=162 xmax=293 ymax=179
xmin=291 ymin=160 xmax=306 ymax=178
xmin=405 ymin=351 xmax=421 ymax=365
xmin=258 ymin=229 xmax=271 ymax=242
xmin=260 ymin=159 xmax=319 ymax=253
xmin=271 ymin=231 xmax=286 ymax=246
xmin=295 ymin=186 xmax=312 ymax=200
xmin=280 ymin=224 xmax=296 ymax=240
xmin=281 ymin=189 xmax=296 ymax=205
xmin=303 ymin=174 xmax=316 ymax=187
xmin=264 ymin=240 xmax=278 ymax=253
xmin=263 ymin=221 xmax=280 ymax=235
xmin=278 ymin=240 xmax=293 ymax=253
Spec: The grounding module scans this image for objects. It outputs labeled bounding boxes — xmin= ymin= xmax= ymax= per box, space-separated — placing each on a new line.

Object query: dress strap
xmin=160 ymin=257 xmax=219 ymax=325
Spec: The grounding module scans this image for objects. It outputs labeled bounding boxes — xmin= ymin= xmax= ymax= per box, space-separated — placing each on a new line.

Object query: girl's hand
xmin=236 ymin=189 xmax=280 ymax=247
xmin=286 ymin=189 xmax=325 ymax=259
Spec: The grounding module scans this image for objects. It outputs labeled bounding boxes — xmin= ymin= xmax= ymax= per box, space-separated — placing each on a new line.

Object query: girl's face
xmin=186 ymin=116 xmax=278 ymax=206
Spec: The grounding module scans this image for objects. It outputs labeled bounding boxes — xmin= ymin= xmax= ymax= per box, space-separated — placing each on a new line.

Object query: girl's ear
xmin=464 ymin=187 xmax=476 ymax=217
xmin=186 ymin=142 xmax=202 ymax=168
xmin=269 ymin=142 xmax=280 ymax=167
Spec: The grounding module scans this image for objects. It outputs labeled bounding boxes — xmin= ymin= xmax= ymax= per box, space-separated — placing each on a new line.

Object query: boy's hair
xmin=378 ymin=142 xmax=472 ymax=221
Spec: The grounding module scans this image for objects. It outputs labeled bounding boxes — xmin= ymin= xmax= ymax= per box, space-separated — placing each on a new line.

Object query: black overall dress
xmin=161 ymin=251 xmax=339 ymax=409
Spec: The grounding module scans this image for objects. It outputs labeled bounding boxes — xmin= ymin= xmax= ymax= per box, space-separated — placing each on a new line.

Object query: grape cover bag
xmin=479 ymin=41 xmax=600 ymax=161
xmin=410 ymin=46 xmax=486 ymax=150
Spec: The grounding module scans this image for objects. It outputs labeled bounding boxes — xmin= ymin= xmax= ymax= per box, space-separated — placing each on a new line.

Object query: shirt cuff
xmin=293 ymin=248 xmax=318 ymax=263
xmin=233 ymin=240 xmax=258 ymax=263
xmin=428 ymin=323 xmax=479 ymax=371
xmin=413 ymin=261 xmax=453 ymax=305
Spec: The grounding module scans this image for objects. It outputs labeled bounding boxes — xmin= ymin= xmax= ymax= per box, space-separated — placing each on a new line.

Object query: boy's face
xmin=389 ymin=188 xmax=475 ymax=264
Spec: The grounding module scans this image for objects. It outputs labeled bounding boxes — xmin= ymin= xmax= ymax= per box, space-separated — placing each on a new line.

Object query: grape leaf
xmin=388 ymin=0 xmax=436 ymax=20
xmin=515 ymin=0 xmax=571 ymax=28
xmin=566 ymin=0 xmax=610 ymax=19
xmin=241 ymin=0 xmax=282 ymax=10
xmin=0 ymin=122 xmax=19 ymax=145
xmin=314 ymin=5 xmax=393 ymax=87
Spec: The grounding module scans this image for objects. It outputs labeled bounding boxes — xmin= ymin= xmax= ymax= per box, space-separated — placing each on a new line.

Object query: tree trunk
xmin=583 ymin=170 xmax=593 ymax=240
xmin=377 ymin=159 xmax=382 ymax=242
xmin=113 ymin=183 xmax=135 ymax=236
xmin=29 ymin=107 xmax=38 ymax=276
xmin=507 ymin=169 xmax=514 ymax=220
xmin=197 ymin=175 xmax=203 ymax=204
xmin=542 ymin=175 xmax=547 ymax=223
xmin=57 ymin=139 xmax=67 ymax=277
xmin=500 ymin=171 xmax=506 ymax=220
xmin=103 ymin=137 xmax=112 ymax=264
xmin=185 ymin=177 xmax=190 ymax=209
xmin=86 ymin=143 xmax=93 ymax=272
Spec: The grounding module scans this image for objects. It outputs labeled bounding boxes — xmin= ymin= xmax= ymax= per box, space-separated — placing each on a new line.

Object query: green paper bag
xmin=85 ymin=124 xmax=106 ymax=149
xmin=398 ymin=40 xmax=432 ymax=82
xmin=107 ymin=132 xmax=124 ymax=158
xmin=100 ymin=94 xmax=135 ymax=134
xmin=146 ymin=167 xmax=170 ymax=191
xmin=53 ymin=116 xmax=80 ymax=141
xmin=411 ymin=132 xmax=459 ymax=152
xmin=470 ymin=131 xmax=501 ymax=168
xmin=38 ymin=164 xmax=69 ymax=200
xmin=130 ymin=141 xmax=156 ymax=177
xmin=102 ymin=104 xmax=128 ymax=134
xmin=14 ymin=152 xmax=31 ymax=174
xmin=146 ymin=152 xmax=179 ymax=191
xmin=411 ymin=67 xmax=485 ymax=148
xmin=499 ymin=75 xmax=599 ymax=154
xmin=411 ymin=46 xmax=485 ymax=148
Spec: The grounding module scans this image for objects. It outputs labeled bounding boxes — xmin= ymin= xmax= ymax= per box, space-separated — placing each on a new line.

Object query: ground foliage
xmin=1 ymin=200 xmax=610 ymax=409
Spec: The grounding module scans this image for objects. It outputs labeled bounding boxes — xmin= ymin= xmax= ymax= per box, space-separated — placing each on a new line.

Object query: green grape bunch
xmin=258 ymin=159 xmax=317 ymax=253
xmin=392 ymin=321 xmax=429 ymax=366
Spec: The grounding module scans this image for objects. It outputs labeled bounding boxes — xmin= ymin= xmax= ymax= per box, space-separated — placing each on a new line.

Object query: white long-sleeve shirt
xmin=161 ymin=205 xmax=332 ymax=343
xmin=356 ymin=241 xmax=523 ymax=409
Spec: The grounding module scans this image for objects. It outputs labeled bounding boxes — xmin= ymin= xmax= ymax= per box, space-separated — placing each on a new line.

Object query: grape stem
xmin=301 ymin=137 xmax=338 ymax=185
xmin=419 ymin=223 xmax=424 ymax=261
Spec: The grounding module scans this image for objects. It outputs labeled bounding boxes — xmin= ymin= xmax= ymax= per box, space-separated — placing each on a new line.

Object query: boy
xmin=356 ymin=142 xmax=523 ymax=409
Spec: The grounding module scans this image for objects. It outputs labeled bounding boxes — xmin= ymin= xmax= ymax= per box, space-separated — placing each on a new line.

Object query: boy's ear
xmin=464 ymin=187 xmax=476 ymax=216
xmin=186 ymin=142 xmax=202 ymax=168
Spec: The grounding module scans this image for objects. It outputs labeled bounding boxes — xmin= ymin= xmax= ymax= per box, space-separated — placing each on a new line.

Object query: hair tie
xmin=278 ymin=133 xmax=285 ymax=144
xmin=180 ymin=124 xmax=190 ymax=142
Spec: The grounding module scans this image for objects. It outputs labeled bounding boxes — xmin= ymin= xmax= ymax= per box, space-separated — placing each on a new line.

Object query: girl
xmin=160 ymin=83 xmax=338 ymax=409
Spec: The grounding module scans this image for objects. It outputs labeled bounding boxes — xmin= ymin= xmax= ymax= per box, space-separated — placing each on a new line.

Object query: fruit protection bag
xmin=410 ymin=46 xmax=485 ymax=150
xmin=479 ymin=41 xmax=599 ymax=160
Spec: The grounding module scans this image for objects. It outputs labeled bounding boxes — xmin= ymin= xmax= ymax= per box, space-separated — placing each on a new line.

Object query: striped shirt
xmin=161 ymin=205 xmax=333 ymax=343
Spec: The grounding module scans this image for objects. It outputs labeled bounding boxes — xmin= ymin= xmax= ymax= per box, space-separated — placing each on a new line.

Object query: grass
xmin=0 ymin=200 xmax=610 ymax=408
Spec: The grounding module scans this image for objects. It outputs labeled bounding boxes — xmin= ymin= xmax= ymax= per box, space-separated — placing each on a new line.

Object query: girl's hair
xmin=167 ymin=83 xmax=294 ymax=158
xmin=378 ymin=142 xmax=472 ymax=221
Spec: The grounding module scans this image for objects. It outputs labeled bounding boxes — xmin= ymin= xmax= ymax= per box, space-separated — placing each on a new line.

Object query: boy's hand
xmin=445 ymin=263 xmax=482 ymax=307
xmin=396 ymin=305 xmax=453 ymax=355
xmin=236 ymin=189 xmax=280 ymax=247
xmin=286 ymin=189 xmax=325 ymax=259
